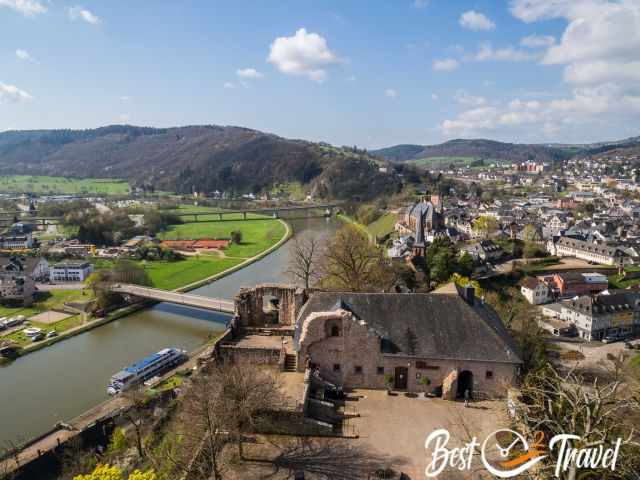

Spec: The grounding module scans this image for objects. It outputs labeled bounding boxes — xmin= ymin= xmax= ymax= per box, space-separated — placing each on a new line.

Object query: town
xmin=3 ymin=0 xmax=640 ymax=478
xmin=0 ymin=139 xmax=639 ymax=479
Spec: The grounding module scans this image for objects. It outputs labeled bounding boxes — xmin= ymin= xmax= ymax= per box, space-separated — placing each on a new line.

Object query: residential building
xmin=462 ymin=240 xmax=504 ymax=262
xmin=541 ymin=271 xmax=609 ymax=299
xmin=0 ymin=256 xmax=49 ymax=281
xmin=520 ymin=277 xmax=550 ymax=305
xmin=50 ymin=261 xmax=94 ymax=282
xmin=548 ymin=235 xmax=632 ymax=266
xmin=559 ymin=293 xmax=640 ymax=341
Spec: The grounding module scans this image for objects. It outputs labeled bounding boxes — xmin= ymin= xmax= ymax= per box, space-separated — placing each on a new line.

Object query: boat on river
xmin=107 ymin=347 xmax=187 ymax=395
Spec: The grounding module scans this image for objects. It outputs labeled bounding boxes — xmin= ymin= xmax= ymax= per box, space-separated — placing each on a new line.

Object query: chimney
xmin=463 ymin=284 xmax=475 ymax=306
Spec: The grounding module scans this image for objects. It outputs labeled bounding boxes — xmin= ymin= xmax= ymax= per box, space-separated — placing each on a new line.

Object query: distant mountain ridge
xmin=0 ymin=125 xmax=399 ymax=200
xmin=372 ymin=136 xmax=640 ymax=164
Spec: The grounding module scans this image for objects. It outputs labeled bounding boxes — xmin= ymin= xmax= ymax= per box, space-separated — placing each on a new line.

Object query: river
xmin=0 ymin=215 xmax=340 ymax=446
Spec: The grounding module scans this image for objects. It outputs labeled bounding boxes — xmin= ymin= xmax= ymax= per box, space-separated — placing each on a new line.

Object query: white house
xmin=50 ymin=262 xmax=94 ymax=283
xmin=520 ymin=277 xmax=550 ymax=305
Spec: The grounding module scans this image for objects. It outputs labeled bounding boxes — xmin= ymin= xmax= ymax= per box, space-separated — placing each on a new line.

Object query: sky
xmin=1 ymin=0 xmax=640 ymax=148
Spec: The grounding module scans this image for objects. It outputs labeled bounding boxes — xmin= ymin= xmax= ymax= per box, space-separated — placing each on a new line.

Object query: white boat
xmin=107 ymin=347 xmax=186 ymax=395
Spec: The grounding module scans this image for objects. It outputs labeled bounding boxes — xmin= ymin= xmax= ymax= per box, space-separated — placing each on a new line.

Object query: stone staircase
xmin=284 ymin=353 xmax=297 ymax=372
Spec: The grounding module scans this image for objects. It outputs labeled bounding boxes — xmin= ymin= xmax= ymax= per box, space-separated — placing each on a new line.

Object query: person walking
xmin=464 ymin=388 xmax=470 ymax=408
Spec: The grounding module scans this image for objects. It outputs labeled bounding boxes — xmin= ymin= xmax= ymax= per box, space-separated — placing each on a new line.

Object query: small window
xmin=354 ymin=365 xmax=363 ymax=374
xmin=330 ymin=325 xmax=340 ymax=337
xmin=377 ymin=366 xmax=384 ymax=375
xmin=333 ymin=364 xmax=341 ymax=372
xmin=486 ymin=371 xmax=494 ymax=380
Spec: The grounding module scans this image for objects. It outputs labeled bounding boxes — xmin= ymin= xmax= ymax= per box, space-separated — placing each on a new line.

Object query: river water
xmin=0 ymin=215 xmax=340 ymax=446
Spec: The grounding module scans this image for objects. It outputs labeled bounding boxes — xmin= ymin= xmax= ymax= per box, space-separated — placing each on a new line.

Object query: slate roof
xmin=294 ymin=292 xmax=522 ymax=364
xmin=0 ymin=256 xmax=45 ymax=275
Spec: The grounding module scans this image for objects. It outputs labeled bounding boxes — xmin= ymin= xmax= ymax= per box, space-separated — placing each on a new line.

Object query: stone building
xmin=292 ymin=288 xmax=521 ymax=399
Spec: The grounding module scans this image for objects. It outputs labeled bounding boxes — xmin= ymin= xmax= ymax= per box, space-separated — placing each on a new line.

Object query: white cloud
xmin=120 ymin=96 xmax=130 ymax=101
xmin=431 ymin=93 xmax=439 ymax=100
xmin=0 ymin=82 xmax=33 ymax=103
xmin=474 ymin=42 xmax=539 ymax=62
xmin=385 ymin=88 xmax=398 ymax=98
xmin=483 ymin=80 xmax=495 ymax=87
xmin=236 ymin=68 xmax=264 ymax=79
xmin=67 ymin=6 xmax=100 ymax=24
xmin=223 ymin=82 xmax=236 ymax=89
xmin=346 ymin=75 xmax=356 ymax=82
xmin=15 ymin=49 xmax=31 ymax=61
xmin=454 ymin=91 xmax=487 ymax=107
xmin=268 ymin=28 xmax=340 ymax=82
xmin=520 ymin=34 xmax=555 ymax=48
xmin=119 ymin=113 xmax=130 ymax=123
xmin=432 ymin=58 xmax=459 ymax=71
xmin=413 ymin=0 xmax=429 ymax=8
xmin=0 ymin=0 xmax=46 ymax=16
xmin=459 ymin=10 xmax=496 ymax=31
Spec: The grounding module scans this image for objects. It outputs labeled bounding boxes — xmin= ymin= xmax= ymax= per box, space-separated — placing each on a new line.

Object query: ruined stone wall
xmin=234 ymin=284 xmax=310 ymax=328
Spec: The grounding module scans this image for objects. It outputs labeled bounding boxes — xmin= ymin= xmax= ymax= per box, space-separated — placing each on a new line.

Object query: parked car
xmin=602 ymin=335 xmax=620 ymax=344
xmin=46 ymin=331 xmax=58 ymax=338
xmin=31 ymin=332 xmax=45 ymax=342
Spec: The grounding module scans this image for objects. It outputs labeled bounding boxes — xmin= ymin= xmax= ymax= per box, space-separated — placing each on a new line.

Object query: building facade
xmin=293 ymin=290 xmax=521 ymax=399
xmin=50 ymin=262 xmax=94 ymax=282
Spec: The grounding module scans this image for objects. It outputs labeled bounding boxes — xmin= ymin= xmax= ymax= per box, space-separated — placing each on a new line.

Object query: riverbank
xmin=3 ymin=218 xmax=291 ymax=361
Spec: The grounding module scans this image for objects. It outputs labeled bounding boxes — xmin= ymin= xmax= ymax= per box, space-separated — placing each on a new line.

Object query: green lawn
xmin=0 ymin=175 xmax=129 ymax=195
xmin=367 ymin=212 xmax=398 ymax=239
xmin=92 ymin=218 xmax=288 ymax=289
xmin=158 ymin=219 xmax=287 ymax=258
xmin=142 ymin=256 xmax=244 ymax=290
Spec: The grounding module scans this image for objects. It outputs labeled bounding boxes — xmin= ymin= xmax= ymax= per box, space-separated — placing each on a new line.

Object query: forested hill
xmin=372 ymin=136 xmax=640 ymax=164
xmin=0 ymin=125 xmax=399 ymax=200
xmin=372 ymin=139 xmax=571 ymax=163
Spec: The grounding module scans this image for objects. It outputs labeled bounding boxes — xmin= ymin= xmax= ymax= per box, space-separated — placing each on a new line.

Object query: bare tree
xmin=285 ymin=236 xmax=321 ymax=288
xmin=122 ymin=389 xmax=149 ymax=459
xmin=217 ymin=363 xmax=284 ymax=459
xmin=161 ymin=372 xmax=229 ymax=480
xmin=517 ymin=366 xmax=640 ymax=480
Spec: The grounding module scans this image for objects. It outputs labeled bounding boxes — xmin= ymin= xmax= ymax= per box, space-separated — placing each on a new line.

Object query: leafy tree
xmin=472 ymin=215 xmax=498 ymax=238
xmin=319 ymin=225 xmax=394 ymax=292
xmin=457 ymin=252 xmax=474 ymax=277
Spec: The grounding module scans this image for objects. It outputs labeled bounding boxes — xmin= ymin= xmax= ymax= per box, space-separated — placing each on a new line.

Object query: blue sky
xmin=1 ymin=0 xmax=639 ymax=148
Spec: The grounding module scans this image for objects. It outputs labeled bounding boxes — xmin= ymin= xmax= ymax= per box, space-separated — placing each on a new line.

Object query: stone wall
xmin=234 ymin=284 xmax=310 ymax=328
xmin=297 ymin=308 xmax=518 ymax=399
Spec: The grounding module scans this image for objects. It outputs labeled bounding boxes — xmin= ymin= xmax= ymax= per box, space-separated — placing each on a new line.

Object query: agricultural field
xmin=0 ymin=175 xmax=129 ymax=195
xmin=406 ymin=156 xmax=507 ymax=169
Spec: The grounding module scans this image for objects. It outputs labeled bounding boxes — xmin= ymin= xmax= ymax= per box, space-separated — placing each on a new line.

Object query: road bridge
xmin=110 ymin=284 xmax=235 ymax=313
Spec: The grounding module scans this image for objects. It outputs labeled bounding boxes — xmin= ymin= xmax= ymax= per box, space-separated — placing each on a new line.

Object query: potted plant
xmin=383 ymin=373 xmax=395 ymax=395
xmin=418 ymin=376 xmax=431 ymax=398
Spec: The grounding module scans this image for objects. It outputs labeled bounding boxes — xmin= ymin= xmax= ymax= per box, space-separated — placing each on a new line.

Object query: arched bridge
xmin=110 ymin=284 xmax=235 ymax=313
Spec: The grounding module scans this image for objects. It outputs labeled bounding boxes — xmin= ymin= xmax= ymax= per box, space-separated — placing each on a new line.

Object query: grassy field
xmin=0 ymin=175 xmax=129 ymax=195
xmin=143 ymin=256 xmax=244 ymax=290
xmin=367 ymin=212 xmax=398 ymax=238
xmin=91 ymin=218 xmax=288 ymax=289
xmin=158 ymin=218 xmax=287 ymax=258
